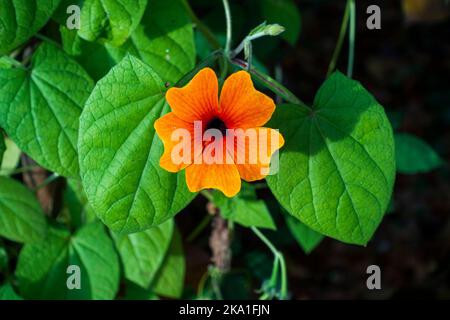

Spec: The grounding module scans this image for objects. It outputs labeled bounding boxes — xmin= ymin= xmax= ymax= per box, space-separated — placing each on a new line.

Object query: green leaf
xmin=0 ymin=57 xmax=15 ymax=69
xmin=53 ymin=0 xmax=116 ymax=80
xmin=267 ymin=72 xmax=396 ymax=245
xmin=0 ymin=283 xmax=23 ymax=300
xmin=71 ymin=222 xmax=120 ymax=299
xmin=0 ymin=0 xmax=61 ymax=54
xmin=78 ymin=55 xmax=195 ymax=233
xmin=152 ymin=226 xmax=185 ymax=298
xmin=285 ymin=214 xmax=323 ymax=254
xmin=123 ymin=281 xmax=159 ymax=300
xmin=260 ymin=0 xmax=301 ymax=45
xmin=0 ymin=137 xmax=21 ymax=176
xmin=395 ymin=133 xmax=443 ymax=174
xmin=0 ymin=43 xmax=94 ymax=177
xmin=60 ymin=25 xmax=82 ymax=56
xmin=106 ymin=0 xmax=195 ymax=84
xmin=16 ymin=222 xmax=119 ymax=299
xmin=78 ymin=0 xmax=148 ymax=46
xmin=114 ymin=219 xmax=173 ymax=288
xmin=213 ymin=184 xmax=276 ymax=230
xmin=0 ymin=176 xmax=47 ymax=243
xmin=76 ymin=40 xmax=116 ymax=81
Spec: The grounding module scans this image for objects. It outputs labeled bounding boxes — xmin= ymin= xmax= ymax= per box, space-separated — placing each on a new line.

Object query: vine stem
xmin=180 ymin=0 xmax=307 ymax=111
xmin=173 ymin=50 xmax=224 ymax=88
xmin=3 ymin=165 xmax=40 ymax=175
xmin=222 ymin=0 xmax=232 ymax=55
xmin=326 ymin=0 xmax=351 ymax=77
xmin=231 ymin=32 xmax=265 ymax=58
xmin=251 ymin=227 xmax=288 ymax=299
xmin=231 ymin=58 xmax=311 ymax=112
xmin=34 ymin=173 xmax=59 ymax=191
xmin=347 ymin=0 xmax=356 ymax=78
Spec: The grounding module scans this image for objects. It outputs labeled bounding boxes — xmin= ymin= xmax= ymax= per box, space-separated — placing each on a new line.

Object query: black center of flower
xmin=206 ymin=117 xmax=227 ymax=135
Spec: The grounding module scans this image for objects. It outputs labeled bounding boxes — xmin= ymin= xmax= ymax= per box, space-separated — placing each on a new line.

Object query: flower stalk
xmin=222 ymin=0 xmax=232 ymax=55
xmin=251 ymin=227 xmax=288 ymax=300
xmin=347 ymin=0 xmax=356 ymax=78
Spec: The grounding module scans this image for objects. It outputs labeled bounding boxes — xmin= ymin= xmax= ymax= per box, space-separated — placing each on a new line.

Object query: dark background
xmin=177 ymin=0 xmax=450 ymax=299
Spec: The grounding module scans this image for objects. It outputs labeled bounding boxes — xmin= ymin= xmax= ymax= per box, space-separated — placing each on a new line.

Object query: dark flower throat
xmin=206 ymin=117 xmax=227 ymax=135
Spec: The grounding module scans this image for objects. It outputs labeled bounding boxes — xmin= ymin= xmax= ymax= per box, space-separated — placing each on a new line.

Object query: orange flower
xmin=154 ymin=68 xmax=284 ymax=197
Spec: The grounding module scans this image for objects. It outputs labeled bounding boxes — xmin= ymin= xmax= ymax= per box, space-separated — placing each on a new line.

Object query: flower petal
xmin=219 ymin=71 xmax=275 ymax=129
xmin=154 ymin=112 xmax=196 ymax=172
xmin=232 ymin=127 xmax=285 ymax=181
xmin=185 ymin=142 xmax=241 ymax=197
xmin=166 ymin=68 xmax=219 ymax=123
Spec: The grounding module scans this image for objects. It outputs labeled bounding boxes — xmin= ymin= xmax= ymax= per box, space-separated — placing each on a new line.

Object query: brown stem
xmin=208 ymin=203 xmax=231 ymax=274
xmin=21 ymin=155 xmax=62 ymax=216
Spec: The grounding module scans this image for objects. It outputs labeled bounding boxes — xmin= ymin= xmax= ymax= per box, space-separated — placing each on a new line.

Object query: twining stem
xmin=35 ymin=33 xmax=61 ymax=49
xmin=180 ymin=0 xmax=310 ymax=111
xmin=200 ymin=189 xmax=214 ymax=201
xmin=34 ymin=173 xmax=59 ymax=191
xmin=347 ymin=0 xmax=356 ymax=78
xmin=251 ymin=227 xmax=288 ymax=300
xmin=231 ymin=32 xmax=264 ymax=58
xmin=181 ymin=0 xmax=221 ymax=50
xmin=326 ymin=1 xmax=351 ymax=77
xmin=3 ymin=165 xmax=40 ymax=175
xmin=174 ymin=50 xmax=224 ymax=88
xmin=231 ymin=58 xmax=311 ymax=111
xmin=221 ymin=0 xmax=232 ymax=55
xmin=197 ymin=270 xmax=210 ymax=297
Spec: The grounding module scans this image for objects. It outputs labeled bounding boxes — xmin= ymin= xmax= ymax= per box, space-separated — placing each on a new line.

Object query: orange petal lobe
xmin=166 ymin=68 xmax=219 ymax=123
xmin=219 ymin=71 xmax=275 ymax=129
xmin=232 ymin=127 xmax=285 ymax=181
xmin=154 ymin=112 xmax=194 ymax=172
xmin=185 ymin=143 xmax=241 ymax=197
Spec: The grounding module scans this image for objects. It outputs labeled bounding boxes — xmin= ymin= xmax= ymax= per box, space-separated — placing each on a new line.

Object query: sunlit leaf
xmin=78 ymin=55 xmax=195 ymax=233
xmin=267 ymin=72 xmax=395 ymax=245
xmin=0 ymin=43 xmax=94 ymax=177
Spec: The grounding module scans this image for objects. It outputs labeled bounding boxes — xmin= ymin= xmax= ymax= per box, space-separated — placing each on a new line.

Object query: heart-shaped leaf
xmin=267 ymin=72 xmax=395 ymax=245
xmin=16 ymin=222 xmax=119 ymax=299
xmin=78 ymin=55 xmax=195 ymax=233
xmin=0 ymin=0 xmax=61 ymax=54
xmin=78 ymin=0 xmax=148 ymax=46
xmin=0 ymin=43 xmax=94 ymax=177
xmin=106 ymin=0 xmax=196 ymax=84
